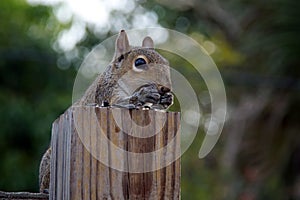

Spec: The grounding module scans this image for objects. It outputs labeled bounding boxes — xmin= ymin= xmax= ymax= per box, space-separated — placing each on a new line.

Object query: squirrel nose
xmin=158 ymin=85 xmax=171 ymax=94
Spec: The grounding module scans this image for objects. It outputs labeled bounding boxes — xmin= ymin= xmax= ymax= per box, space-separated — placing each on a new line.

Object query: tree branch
xmin=193 ymin=0 xmax=241 ymax=43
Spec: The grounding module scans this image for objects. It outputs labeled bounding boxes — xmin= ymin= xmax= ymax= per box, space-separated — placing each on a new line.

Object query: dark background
xmin=0 ymin=0 xmax=300 ymax=199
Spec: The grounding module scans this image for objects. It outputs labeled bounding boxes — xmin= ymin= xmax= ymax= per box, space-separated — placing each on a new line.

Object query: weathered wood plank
xmin=0 ymin=191 xmax=48 ymax=200
xmin=50 ymin=106 xmax=180 ymax=200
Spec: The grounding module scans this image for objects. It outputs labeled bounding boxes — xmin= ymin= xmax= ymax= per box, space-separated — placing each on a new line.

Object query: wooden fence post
xmin=49 ymin=106 xmax=180 ymax=200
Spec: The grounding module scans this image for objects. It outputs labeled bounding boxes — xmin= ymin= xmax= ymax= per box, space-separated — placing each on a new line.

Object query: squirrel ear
xmin=142 ymin=36 xmax=154 ymax=48
xmin=114 ymin=30 xmax=130 ymax=59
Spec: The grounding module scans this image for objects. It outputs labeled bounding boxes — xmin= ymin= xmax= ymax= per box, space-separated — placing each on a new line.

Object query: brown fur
xmin=39 ymin=30 xmax=172 ymax=192
xmin=39 ymin=148 xmax=51 ymax=193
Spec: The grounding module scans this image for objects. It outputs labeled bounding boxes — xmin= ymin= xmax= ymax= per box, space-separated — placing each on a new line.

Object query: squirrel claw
xmin=160 ymin=92 xmax=173 ymax=105
xmin=129 ymin=84 xmax=174 ymax=110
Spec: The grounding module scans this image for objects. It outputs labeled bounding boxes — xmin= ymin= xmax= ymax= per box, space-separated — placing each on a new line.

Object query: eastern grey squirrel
xmin=39 ymin=30 xmax=173 ymax=193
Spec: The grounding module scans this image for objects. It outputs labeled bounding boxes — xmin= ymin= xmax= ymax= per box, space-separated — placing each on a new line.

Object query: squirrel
xmin=39 ymin=30 xmax=174 ymax=193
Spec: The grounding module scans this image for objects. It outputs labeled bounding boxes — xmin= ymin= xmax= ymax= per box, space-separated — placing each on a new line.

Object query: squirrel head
xmin=109 ymin=30 xmax=172 ymax=102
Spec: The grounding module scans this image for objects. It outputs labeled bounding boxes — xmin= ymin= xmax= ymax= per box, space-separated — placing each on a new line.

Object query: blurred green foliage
xmin=0 ymin=0 xmax=300 ymax=199
xmin=0 ymin=0 xmax=76 ymax=191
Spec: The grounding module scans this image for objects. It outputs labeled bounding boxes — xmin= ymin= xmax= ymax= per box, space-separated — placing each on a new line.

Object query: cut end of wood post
xmin=50 ymin=106 xmax=180 ymax=200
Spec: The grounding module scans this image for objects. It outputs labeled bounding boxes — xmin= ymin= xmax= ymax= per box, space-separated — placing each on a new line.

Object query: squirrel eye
xmin=132 ymin=55 xmax=148 ymax=72
xmin=134 ymin=58 xmax=147 ymax=67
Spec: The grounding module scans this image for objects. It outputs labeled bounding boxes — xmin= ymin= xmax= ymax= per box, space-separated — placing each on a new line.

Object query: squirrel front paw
xmin=130 ymin=84 xmax=173 ymax=109
xmin=158 ymin=92 xmax=173 ymax=109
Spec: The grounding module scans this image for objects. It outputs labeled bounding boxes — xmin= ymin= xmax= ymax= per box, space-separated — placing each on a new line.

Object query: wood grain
xmin=0 ymin=191 xmax=49 ymax=200
xmin=49 ymin=106 xmax=180 ymax=200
